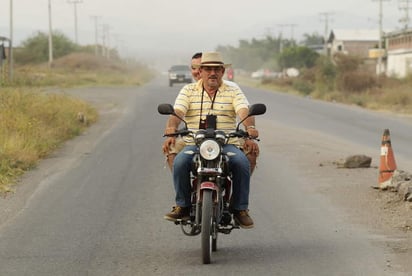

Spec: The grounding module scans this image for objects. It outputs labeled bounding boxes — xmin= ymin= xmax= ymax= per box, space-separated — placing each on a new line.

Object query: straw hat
xmin=194 ymin=51 xmax=231 ymax=68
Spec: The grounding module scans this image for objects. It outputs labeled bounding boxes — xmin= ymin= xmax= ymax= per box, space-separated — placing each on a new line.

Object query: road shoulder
xmin=261 ymin=121 xmax=412 ymax=273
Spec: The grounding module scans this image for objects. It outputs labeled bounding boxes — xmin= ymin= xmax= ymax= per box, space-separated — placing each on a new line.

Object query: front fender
xmin=198 ymin=181 xmax=219 ymax=203
xmin=200 ymin=181 xmax=218 ymax=190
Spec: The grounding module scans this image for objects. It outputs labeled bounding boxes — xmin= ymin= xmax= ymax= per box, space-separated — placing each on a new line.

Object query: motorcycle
xmin=158 ymin=103 xmax=266 ymax=264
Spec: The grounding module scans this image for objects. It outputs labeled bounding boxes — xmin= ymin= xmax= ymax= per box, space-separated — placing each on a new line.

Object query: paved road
xmin=0 ymin=77 xmax=410 ymax=275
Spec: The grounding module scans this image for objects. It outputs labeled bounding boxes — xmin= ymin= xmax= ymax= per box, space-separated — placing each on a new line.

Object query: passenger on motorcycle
xmin=162 ymin=51 xmax=259 ymax=228
xmin=165 ymin=52 xmax=260 ymax=174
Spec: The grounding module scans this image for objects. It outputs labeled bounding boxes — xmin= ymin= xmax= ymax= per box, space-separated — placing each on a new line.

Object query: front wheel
xmin=201 ymin=190 xmax=213 ymax=264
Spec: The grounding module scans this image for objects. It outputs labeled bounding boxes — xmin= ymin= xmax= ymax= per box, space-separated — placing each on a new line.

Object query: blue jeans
xmin=172 ymin=144 xmax=251 ymax=210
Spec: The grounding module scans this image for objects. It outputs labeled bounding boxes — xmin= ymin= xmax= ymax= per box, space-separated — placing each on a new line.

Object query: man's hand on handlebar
xmin=247 ymin=128 xmax=259 ymax=139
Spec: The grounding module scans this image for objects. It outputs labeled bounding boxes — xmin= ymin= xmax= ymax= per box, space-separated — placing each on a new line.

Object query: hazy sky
xmin=0 ymin=0 xmax=404 ymax=68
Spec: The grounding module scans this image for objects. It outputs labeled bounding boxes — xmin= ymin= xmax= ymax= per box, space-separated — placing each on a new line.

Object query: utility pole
xmin=399 ymin=0 xmax=412 ymax=30
xmin=90 ymin=15 xmax=100 ymax=56
xmin=289 ymin=24 xmax=298 ymax=44
xmin=67 ymin=0 xmax=83 ymax=44
xmin=9 ymin=0 xmax=13 ymax=81
xmin=277 ymin=24 xmax=297 ymax=49
xmin=48 ymin=0 xmax=53 ymax=69
xmin=114 ymin=36 xmax=125 ymax=59
xmin=264 ymin=27 xmax=274 ymax=37
xmin=319 ymin=12 xmax=334 ymax=55
xmin=289 ymin=24 xmax=297 ymax=40
xmin=277 ymin=24 xmax=288 ymax=53
xmin=102 ymin=24 xmax=111 ymax=59
xmin=373 ymin=0 xmax=391 ymax=75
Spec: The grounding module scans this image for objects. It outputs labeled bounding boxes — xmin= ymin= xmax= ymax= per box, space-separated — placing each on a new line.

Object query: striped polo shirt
xmin=174 ymin=80 xmax=249 ymax=145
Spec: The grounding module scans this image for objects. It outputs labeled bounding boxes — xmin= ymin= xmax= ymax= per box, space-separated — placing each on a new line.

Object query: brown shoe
xmin=233 ymin=210 xmax=254 ymax=229
xmin=164 ymin=206 xmax=190 ymax=222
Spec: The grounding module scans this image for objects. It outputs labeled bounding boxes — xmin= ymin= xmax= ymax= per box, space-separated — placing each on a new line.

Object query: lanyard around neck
xmin=200 ymin=87 xmax=217 ymax=119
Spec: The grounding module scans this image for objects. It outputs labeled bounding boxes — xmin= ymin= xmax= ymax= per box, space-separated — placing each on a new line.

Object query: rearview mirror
xmin=158 ymin=103 xmax=175 ymax=115
xmin=248 ymin=103 xmax=266 ymax=116
xmin=236 ymin=103 xmax=266 ymax=131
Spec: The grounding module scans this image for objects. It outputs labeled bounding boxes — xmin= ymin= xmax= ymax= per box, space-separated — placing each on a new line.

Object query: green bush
xmin=315 ymin=56 xmax=336 ymax=93
xmin=15 ymin=31 xmax=79 ymax=64
xmin=292 ymin=79 xmax=314 ymax=95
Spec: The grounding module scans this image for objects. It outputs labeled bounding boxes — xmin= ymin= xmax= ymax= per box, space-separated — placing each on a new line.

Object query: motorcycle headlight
xmin=199 ymin=139 xmax=220 ymax=160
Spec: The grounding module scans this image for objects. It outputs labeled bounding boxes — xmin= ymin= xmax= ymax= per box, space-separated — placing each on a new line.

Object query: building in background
xmin=385 ymin=29 xmax=412 ymax=78
xmin=327 ymin=29 xmax=380 ymax=58
xmin=327 ymin=29 xmax=387 ymax=75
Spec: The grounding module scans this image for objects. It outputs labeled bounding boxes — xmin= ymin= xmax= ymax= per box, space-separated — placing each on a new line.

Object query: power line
xmin=277 ymin=24 xmax=297 ymax=40
xmin=288 ymin=24 xmax=298 ymax=41
xmin=101 ymin=24 xmax=111 ymax=59
xmin=276 ymin=24 xmax=297 ymax=51
xmin=372 ymin=0 xmax=391 ymax=75
xmin=277 ymin=24 xmax=287 ymax=52
xmin=48 ymin=0 xmax=53 ymax=68
xmin=90 ymin=15 xmax=101 ymax=55
xmin=319 ymin=12 xmax=334 ymax=54
xmin=399 ymin=0 xmax=412 ymax=29
xmin=67 ymin=0 xmax=83 ymax=44
xmin=9 ymin=0 xmax=13 ymax=80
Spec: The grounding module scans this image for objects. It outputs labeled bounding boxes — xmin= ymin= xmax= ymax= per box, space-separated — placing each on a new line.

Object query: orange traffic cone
xmin=377 ymin=129 xmax=397 ymax=189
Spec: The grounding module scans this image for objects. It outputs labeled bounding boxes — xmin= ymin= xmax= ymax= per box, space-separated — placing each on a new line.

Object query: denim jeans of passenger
xmin=172 ymin=144 xmax=251 ymax=210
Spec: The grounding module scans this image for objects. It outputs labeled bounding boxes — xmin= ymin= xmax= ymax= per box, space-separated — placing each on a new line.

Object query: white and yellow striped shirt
xmin=174 ymin=80 xmax=249 ymax=145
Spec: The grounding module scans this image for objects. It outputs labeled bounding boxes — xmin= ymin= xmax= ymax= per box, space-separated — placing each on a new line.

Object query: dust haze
xmin=0 ymin=0 xmax=403 ymax=70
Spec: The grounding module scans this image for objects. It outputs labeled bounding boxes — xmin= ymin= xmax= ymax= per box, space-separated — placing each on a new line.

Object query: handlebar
xmin=163 ymin=129 xmax=260 ymax=141
xmin=228 ymin=129 xmax=260 ymax=141
xmin=163 ymin=129 xmax=191 ymax=137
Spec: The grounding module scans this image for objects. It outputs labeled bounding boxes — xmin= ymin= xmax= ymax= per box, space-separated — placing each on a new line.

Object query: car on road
xmin=168 ymin=65 xmax=192 ymax=87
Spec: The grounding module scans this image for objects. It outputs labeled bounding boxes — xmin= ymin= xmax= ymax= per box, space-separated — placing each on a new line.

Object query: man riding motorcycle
xmin=162 ymin=52 xmax=259 ymax=228
xmin=165 ymin=52 xmax=259 ymax=174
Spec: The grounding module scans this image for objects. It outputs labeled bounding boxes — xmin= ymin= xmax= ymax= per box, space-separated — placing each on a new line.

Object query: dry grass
xmin=266 ymin=77 xmax=412 ymax=114
xmin=0 ymin=88 xmax=98 ymax=192
xmin=0 ymin=53 xmax=153 ymax=193
xmin=8 ymin=53 xmax=155 ymax=88
xmin=241 ymin=61 xmax=412 ymax=115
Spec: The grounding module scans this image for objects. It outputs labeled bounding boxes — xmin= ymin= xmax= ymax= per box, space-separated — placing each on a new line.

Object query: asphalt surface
xmin=0 ymin=77 xmax=411 ymax=275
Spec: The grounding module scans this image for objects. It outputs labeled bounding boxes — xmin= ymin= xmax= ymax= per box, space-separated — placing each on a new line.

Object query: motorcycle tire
xmin=201 ymin=190 xmax=213 ymax=264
